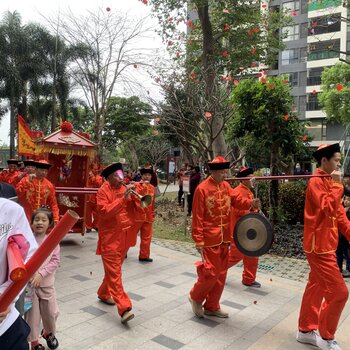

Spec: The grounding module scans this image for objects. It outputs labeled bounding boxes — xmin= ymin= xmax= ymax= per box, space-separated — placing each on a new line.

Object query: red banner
xmin=18 ymin=115 xmax=36 ymax=156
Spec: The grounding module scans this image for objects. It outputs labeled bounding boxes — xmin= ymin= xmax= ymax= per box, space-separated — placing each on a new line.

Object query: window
xmin=282 ymin=49 xmax=299 ymax=65
xmin=308 ymin=39 xmax=340 ymax=61
xmin=282 ymin=25 xmax=299 ymax=41
xmin=282 ymin=1 xmax=300 ymax=12
xmin=309 ymin=14 xmax=341 ymax=35
xmin=307 ymin=68 xmax=323 ymax=85
xmin=288 ymin=72 xmax=298 ymax=86
xmin=307 ymin=93 xmax=320 ymax=111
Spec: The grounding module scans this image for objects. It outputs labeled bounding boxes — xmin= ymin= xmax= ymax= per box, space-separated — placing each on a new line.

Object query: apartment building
xmin=270 ymin=0 xmax=347 ymax=156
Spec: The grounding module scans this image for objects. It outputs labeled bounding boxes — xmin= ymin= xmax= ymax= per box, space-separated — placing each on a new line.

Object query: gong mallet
xmin=0 ymin=210 xmax=79 ymax=312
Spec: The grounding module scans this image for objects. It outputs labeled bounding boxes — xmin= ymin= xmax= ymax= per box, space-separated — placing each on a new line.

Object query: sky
xmin=0 ymin=0 xmax=166 ymax=145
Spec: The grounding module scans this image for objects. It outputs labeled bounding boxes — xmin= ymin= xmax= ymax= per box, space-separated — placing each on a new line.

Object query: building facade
xmin=270 ymin=0 xmax=347 ymax=154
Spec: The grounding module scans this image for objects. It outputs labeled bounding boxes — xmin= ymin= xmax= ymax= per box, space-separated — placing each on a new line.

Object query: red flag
xmin=18 ymin=115 xmax=36 ymax=156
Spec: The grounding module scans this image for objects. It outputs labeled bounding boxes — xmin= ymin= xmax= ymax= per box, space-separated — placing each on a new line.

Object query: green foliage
xmin=255 ymin=179 xmax=306 ymax=224
xmin=279 ymin=180 xmax=307 ymax=224
xmin=103 ymin=96 xmax=152 ymax=149
xmin=149 ymin=0 xmax=290 ymax=76
xmin=228 ymin=77 xmax=308 ymax=158
xmin=319 ymin=62 xmax=350 ymax=124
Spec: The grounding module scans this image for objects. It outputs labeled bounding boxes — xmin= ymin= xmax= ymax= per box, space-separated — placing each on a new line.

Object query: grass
xmin=152 ymin=220 xmax=193 ymax=243
xmin=154 ymin=191 xmax=193 ymax=243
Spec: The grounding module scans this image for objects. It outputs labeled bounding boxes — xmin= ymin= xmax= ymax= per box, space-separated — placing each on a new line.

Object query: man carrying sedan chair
xmin=297 ymin=143 xmax=350 ymax=350
xmin=227 ymin=167 xmax=262 ymax=288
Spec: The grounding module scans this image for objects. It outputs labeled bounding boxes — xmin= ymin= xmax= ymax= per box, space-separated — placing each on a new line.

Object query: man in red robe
xmin=297 ymin=143 xmax=350 ymax=350
xmin=132 ymin=166 xmax=155 ymax=262
xmin=228 ymin=167 xmax=261 ymax=287
xmin=86 ymin=163 xmax=103 ymax=232
xmin=16 ymin=160 xmax=59 ymax=223
xmin=188 ymin=156 xmax=233 ymax=319
xmin=1 ymin=159 xmax=21 ymax=186
xmin=96 ymin=162 xmax=136 ymax=324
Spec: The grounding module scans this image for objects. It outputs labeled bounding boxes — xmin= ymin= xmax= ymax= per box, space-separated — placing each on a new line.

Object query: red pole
xmin=0 ymin=210 xmax=79 ymax=312
xmin=7 ymin=241 xmax=27 ymax=282
xmin=225 ymin=174 xmax=331 ymax=182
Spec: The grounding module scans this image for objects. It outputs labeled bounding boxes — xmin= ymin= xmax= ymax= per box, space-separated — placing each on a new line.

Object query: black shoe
xmin=41 ymin=330 xmax=59 ymax=350
xmin=125 ymin=254 xmax=128 ymax=259
xmin=139 ymin=257 xmax=153 ymax=262
xmin=86 ymin=228 xmax=92 ymax=233
xmin=33 ymin=344 xmax=45 ymax=350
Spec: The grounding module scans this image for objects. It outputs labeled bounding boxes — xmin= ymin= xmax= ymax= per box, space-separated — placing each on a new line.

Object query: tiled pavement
xmin=52 ymin=232 xmax=350 ymax=350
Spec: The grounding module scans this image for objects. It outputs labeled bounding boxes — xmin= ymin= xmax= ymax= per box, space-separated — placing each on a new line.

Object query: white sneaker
xmin=317 ymin=338 xmax=342 ymax=350
xmin=296 ymin=330 xmax=320 ymax=346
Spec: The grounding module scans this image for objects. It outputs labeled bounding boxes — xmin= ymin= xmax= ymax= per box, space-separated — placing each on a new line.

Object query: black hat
xmin=23 ymin=160 xmax=36 ymax=167
xmin=32 ymin=160 xmax=52 ymax=169
xmin=7 ymin=159 xmax=20 ymax=165
xmin=312 ymin=143 xmax=340 ymax=162
xmin=101 ymin=162 xmax=123 ymax=179
xmin=140 ymin=166 xmax=153 ymax=175
xmin=236 ymin=167 xmax=254 ymax=178
xmin=208 ymin=156 xmax=230 ymax=170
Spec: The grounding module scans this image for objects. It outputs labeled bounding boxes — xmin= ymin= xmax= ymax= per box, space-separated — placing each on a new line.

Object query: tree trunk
xmin=51 ymin=71 xmax=57 ymax=132
xmin=9 ymin=83 xmax=16 ymax=158
xmin=196 ymin=1 xmax=227 ymax=158
xmin=269 ymin=143 xmax=279 ymax=224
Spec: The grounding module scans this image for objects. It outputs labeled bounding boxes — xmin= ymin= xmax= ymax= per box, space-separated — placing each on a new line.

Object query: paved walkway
xmin=51 ymin=232 xmax=350 ymax=350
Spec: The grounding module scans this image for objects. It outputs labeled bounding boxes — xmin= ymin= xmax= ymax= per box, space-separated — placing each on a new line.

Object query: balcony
xmin=307 ymin=76 xmax=321 ymax=86
xmin=306 ymin=101 xmax=321 ymax=111
xmin=308 ymin=50 xmax=339 ymax=61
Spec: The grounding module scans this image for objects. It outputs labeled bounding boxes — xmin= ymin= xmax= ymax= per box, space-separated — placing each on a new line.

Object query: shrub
xmin=279 ymin=180 xmax=307 ymax=224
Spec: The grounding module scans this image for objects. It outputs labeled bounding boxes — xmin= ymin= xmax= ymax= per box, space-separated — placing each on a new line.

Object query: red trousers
xmin=298 ymin=252 xmax=349 ymax=340
xmin=190 ymin=244 xmax=229 ymax=312
xmin=228 ymin=243 xmax=259 ymax=285
xmin=134 ymin=221 xmax=153 ymax=259
xmin=97 ymin=250 xmax=132 ymax=316
xmin=86 ymin=201 xmax=98 ymax=230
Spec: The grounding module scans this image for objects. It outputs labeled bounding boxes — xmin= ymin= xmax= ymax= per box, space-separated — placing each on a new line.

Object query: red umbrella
xmin=195 ymin=251 xmax=215 ymax=279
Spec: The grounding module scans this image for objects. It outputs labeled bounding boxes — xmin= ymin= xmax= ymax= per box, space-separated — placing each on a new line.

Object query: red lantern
xmin=222 ymin=50 xmax=229 ymax=57
xmin=186 ymin=20 xmax=194 ymax=28
xmin=336 ymin=83 xmax=343 ymax=91
xmin=253 ymin=27 xmax=259 ymax=33
xmin=312 ymin=89 xmax=317 ymax=95
xmin=204 ymin=112 xmax=212 ymax=119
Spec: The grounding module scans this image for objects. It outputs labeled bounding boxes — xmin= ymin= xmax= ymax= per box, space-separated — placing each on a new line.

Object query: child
xmin=25 ymin=208 xmax=60 ymax=350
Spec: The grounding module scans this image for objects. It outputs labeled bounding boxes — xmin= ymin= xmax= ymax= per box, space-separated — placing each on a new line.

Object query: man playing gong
xmin=297 ymin=143 xmax=350 ymax=350
xmin=188 ymin=156 xmax=233 ymax=319
xmin=227 ymin=167 xmax=261 ymax=287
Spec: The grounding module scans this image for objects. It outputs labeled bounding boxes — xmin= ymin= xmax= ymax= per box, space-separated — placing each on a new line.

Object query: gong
xmin=234 ymin=212 xmax=273 ymax=257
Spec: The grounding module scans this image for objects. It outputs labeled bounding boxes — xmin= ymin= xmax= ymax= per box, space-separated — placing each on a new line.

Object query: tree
xmin=0 ymin=11 xmax=28 ymax=157
xmin=228 ymin=77 xmax=309 ymax=223
xmin=318 ymin=62 xmax=350 ymax=124
xmin=48 ymin=8 xmax=155 ymax=159
xmin=153 ymin=70 xmax=233 ymax=162
xmin=103 ymin=96 xmax=152 ymax=149
xmin=148 ymin=0 xmax=290 ymax=158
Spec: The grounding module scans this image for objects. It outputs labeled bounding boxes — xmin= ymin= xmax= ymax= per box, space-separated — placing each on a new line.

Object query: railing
xmin=307 ymin=76 xmax=321 ymax=86
xmin=306 ymin=101 xmax=321 ymax=111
